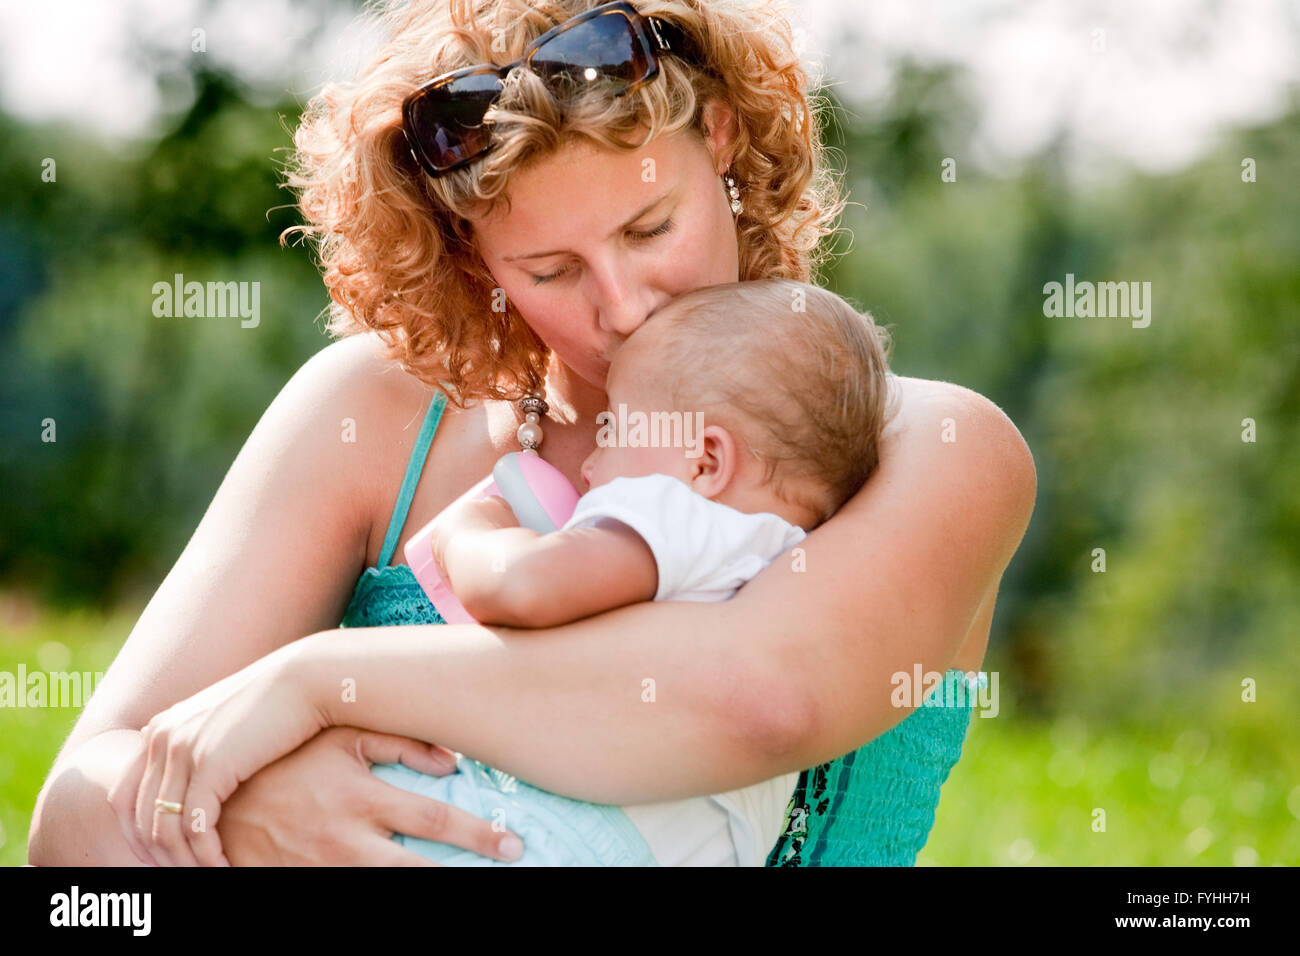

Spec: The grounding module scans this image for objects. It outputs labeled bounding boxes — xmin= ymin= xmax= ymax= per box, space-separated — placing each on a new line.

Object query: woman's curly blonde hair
xmin=284 ymin=0 xmax=846 ymax=408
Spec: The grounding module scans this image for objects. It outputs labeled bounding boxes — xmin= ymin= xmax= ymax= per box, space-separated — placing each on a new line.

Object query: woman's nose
xmin=600 ymin=300 xmax=650 ymax=337
xmin=590 ymin=259 xmax=654 ymax=337
xmin=597 ymin=290 xmax=652 ymax=337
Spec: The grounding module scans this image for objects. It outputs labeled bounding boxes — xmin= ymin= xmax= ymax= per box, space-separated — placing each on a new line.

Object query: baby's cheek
xmin=598 ymin=455 xmax=629 ymax=486
xmin=643 ymin=444 xmax=688 ymax=476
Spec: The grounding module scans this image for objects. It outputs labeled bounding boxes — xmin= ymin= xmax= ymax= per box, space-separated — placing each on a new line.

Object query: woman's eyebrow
xmin=504 ymin=188 xmax=675 ymax=261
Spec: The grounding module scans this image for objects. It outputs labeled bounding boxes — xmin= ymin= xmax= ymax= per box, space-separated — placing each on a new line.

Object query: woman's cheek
xmin=675 ymin=223 xmax=731 ymax=288
xmin=513 ymin=291 xmax=573 ymax=350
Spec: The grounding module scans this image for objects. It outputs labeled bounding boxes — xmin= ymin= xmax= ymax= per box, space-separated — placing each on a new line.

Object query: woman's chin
xmin=576 ymin=362 xmax=613 ymax=393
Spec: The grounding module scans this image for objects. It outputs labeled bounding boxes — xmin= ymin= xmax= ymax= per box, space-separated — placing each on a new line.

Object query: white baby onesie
xmin=560 ymin=473 xmax=807 ymax=866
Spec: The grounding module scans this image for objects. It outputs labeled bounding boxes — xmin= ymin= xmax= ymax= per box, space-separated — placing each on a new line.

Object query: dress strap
xmin=377 ymin=390 xmax=449 ymax=569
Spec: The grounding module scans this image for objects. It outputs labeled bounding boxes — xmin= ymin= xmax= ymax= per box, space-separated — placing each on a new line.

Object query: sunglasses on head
xmin=401 ymin=1 xmax=705 ymax=178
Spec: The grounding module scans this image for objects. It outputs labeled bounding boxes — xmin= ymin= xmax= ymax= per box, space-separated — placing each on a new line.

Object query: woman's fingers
xmin=183 ymin=780 xmax=231 ymax=866
xmin=348 ymin=729 xmax=459 ymax=776
xmin=370 ymin=781 xmax=524 ymax=863
xmin=105 ymin=740 xmax=161 ymax=866
xmin=134 ymin=731 xmax=177 ymax=867
xmin=214 ymin=726 xmax=497 ymax=866
xmin=148 ymin=739 xmax=201 ymax=867
xmin=346 ymin=730 xmax=524 ymax=863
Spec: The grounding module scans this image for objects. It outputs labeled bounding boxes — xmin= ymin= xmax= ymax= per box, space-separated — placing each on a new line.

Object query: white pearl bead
xmin=517 ymin=421 xmax=544 ymax=448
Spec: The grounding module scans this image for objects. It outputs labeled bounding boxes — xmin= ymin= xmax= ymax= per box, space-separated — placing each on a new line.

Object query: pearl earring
xmin=723 ymin=167 xmax=743 ymax=216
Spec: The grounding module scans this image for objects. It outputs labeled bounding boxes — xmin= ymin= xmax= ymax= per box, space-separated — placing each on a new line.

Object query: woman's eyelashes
xmin=530 ymin=265 xmax=570 ymax=285
xmin=635 ymin=217 xmax=676 ymax=241
xmin=530 ymin=219 xmax=676 ymax=285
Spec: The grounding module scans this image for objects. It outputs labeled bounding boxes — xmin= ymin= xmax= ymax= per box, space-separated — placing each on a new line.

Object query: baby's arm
xmin=433 ymin=496 xmax=658 ymax=628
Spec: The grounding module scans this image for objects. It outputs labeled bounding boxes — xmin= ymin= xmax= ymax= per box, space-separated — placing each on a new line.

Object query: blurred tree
xmin=815 ymin=70 xmax=1299 ymax=716
xmin=0 ymin=69 xmax=328 ymax=609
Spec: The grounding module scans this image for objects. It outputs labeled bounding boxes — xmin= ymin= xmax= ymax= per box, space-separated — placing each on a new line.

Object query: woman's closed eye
xmin=530 ymin=219 xmax=676 ymax=285
xmin=633 ymin=218 xmax=675 ymax=241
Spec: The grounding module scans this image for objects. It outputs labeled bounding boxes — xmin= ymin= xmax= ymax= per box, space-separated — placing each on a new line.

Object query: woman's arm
xmin=28 ymin=729 xmax=155 ymax=865
xmin=279 ymin=377 xmax=1035 ymax=805
xmin=28 ymin=334 xmax=518 ymax=865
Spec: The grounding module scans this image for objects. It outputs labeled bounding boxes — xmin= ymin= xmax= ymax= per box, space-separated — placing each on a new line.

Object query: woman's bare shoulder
xmin=887 ymin=375 xmax=1036 ymax=514
xmin=304 ymin=331 xmax=424 ymax=406
xmin=270 ymin=335 xmax=408 ymax=499
xmin=296 ymin=333 xmax=467 ymax=557
xmin=890 ymin=374 xmax=1021 ymax=428
xmin=305 ymin=333 xmax=519 ymax=570
xmin=827 ymin=374 xmax=1036 ymax=585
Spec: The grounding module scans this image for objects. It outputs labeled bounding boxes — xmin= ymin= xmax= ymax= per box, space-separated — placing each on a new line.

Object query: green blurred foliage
xmin=819 ymin=63 xmax=1299 ymax=723
xmin=0 ymin=70 xmax=330 ymax=607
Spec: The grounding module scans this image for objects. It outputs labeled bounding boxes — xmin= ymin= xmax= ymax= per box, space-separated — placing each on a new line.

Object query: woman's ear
xmin=700 ymin=97 xmax=740 ymax=173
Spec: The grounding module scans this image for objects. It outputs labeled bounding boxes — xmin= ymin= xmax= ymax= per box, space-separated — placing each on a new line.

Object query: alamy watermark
xmin=1043 ymin=273 xmax=1151 ymax=328
xmin=595 ymin=403 xmax=705 ymax=458
xmin=891 ymin=666 xmax=999 ymax=718
xmin=0 ymin=665 xmax=103 ymax=707
xmin=152 ymin=273 xmax=260 ymax=328
xmin=49 ymin=886 xmax=151 ymax=936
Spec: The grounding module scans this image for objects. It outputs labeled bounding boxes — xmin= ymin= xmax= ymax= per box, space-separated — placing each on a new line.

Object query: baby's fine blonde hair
xmin=284 ymin=0 xmax=846 ymax=408
xmin=641 ymin=279 xmax=894 ymax=526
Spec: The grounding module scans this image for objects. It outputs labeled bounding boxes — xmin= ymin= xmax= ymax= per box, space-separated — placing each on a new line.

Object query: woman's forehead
xmin=472 ymin=129 xmax=703 ymax=240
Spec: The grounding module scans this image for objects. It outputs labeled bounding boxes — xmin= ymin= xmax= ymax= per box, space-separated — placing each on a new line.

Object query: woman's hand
xmin=107 ymin=644 xmax=331 ymax=866
xmin=216 ymin=727 xmax=525 ymax=866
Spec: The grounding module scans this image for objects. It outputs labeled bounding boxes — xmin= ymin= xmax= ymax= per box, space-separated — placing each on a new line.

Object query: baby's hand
xmin=429 ymin=495 xmax=520 ymax=575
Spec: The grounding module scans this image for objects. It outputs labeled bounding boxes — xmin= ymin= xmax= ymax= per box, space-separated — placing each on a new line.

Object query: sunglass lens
xmin=410 ymin=71 xmax=504 ymax=170
xmin=528 ymin=13 xmax=649 ymax=93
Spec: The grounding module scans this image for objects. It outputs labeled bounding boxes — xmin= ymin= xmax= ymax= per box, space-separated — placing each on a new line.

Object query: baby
xmin=372 ymin=277 xmax=894 ymax=866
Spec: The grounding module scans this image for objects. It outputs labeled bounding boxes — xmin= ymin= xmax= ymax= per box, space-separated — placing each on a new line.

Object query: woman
xmin=29 ymin=0 xmax=1035 ymax=866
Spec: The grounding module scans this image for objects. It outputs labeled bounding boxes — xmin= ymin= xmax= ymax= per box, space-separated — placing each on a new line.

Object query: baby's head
xmin=580 ymin=279 xmax=894 ymax=530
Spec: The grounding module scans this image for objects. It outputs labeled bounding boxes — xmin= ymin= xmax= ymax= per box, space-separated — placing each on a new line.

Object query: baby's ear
xmin=687 ymin=424 xmax=741 ymax=497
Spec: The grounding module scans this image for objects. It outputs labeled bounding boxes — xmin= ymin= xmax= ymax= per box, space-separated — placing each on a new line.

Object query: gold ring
xmin=154 ymin=798 xmax=183 ymax=815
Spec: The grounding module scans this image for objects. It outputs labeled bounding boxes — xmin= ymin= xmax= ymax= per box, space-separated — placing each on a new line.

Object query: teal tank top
xmin=341 ymin=391 xmax=979 ymax=866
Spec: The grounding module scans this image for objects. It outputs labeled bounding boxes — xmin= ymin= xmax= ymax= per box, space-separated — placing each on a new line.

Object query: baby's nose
xmin=580 ymin=450 xmax=596 ymax=489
